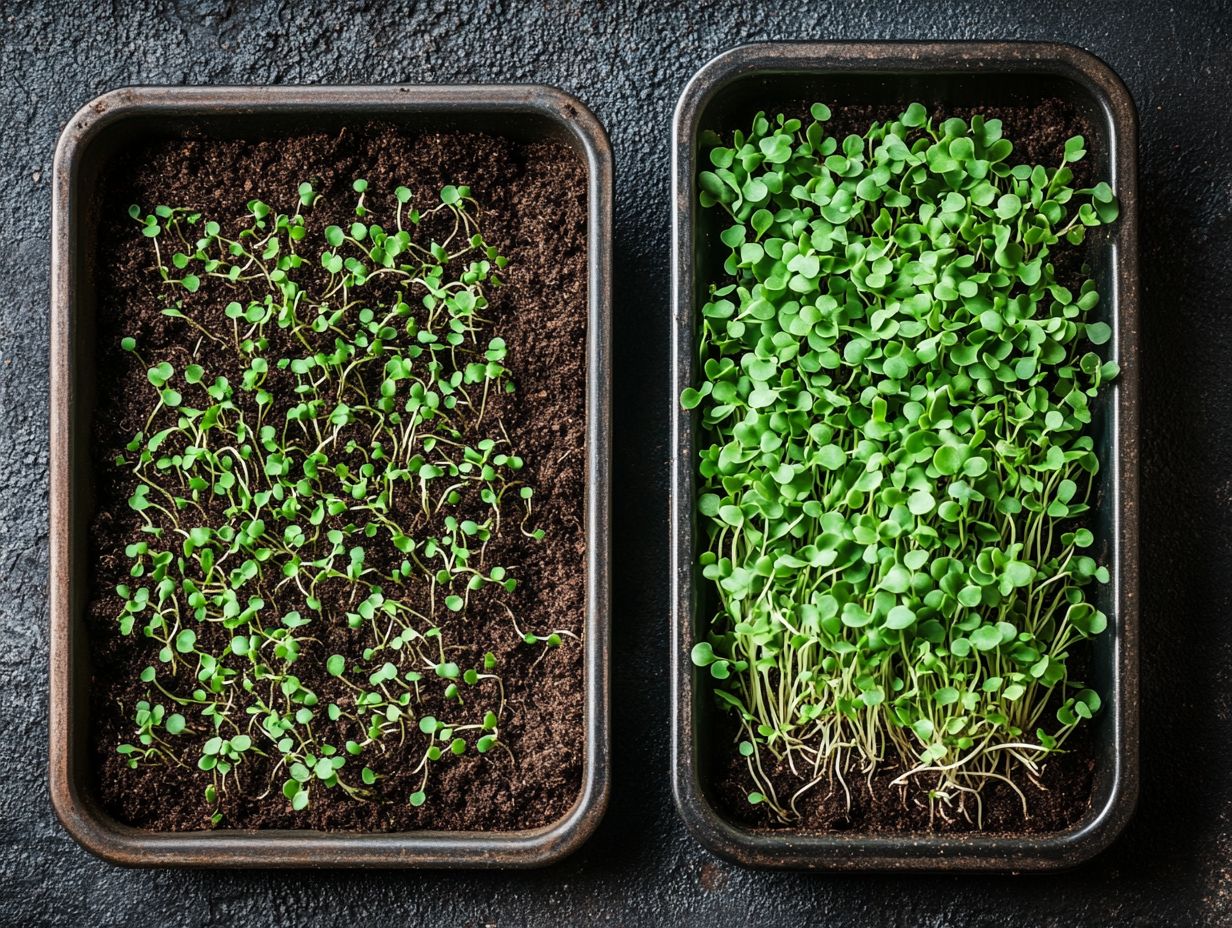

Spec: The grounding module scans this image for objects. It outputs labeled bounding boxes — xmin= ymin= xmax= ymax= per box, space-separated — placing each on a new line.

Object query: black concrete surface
xmin=3 ymin=1 xmax=1230 ymax=924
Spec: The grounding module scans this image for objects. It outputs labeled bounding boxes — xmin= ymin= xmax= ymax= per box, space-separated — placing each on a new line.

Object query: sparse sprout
xmin=116 ymin=699 xmax=187 ymax=768
xmin=111 ymin=175 xmax=564 ymax=821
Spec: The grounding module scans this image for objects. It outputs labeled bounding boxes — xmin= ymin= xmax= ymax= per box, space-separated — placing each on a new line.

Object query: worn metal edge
xmin=50 ymin=84 xmax=611 ymax=869
xmin=670 ymin=40 xmax=1139 ymax=872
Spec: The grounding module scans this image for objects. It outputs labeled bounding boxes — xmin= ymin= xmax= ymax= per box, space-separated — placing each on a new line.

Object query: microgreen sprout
xmin=686 ymin=103 xmax=1119 ymax=826
xmin=113 ymin=177 xmax=559 ymax=824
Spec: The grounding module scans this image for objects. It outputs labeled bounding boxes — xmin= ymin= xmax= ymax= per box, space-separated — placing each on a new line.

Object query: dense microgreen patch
xmin=686 ymin=103 xmax=1118 ymax=826
xmin=113 ymin=180 xmax=565 ymax=823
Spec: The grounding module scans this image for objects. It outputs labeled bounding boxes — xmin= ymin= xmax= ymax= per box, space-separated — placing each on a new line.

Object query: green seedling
xmin=112 ymin=178 xmax=558 ymax=819
xmin=686 ymin=103 xmax=1118 ymax=826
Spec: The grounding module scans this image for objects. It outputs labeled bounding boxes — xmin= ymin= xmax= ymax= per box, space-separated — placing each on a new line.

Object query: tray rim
xmin=669 ymin=40 xmax=1140 ymax=872
xmin=49 ymin=83 xmax=612 ymax=869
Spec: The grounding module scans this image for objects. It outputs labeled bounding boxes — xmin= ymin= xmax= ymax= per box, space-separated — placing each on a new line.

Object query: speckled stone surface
xmin=4 ymin=1 xmax=1231 ymax=924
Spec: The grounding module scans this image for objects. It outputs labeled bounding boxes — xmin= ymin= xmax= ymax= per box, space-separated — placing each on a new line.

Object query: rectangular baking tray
xmin=670 ymin=41 xmax=1139 ymax=871
xmin=50 ymin=84 xmax=611 ymax=868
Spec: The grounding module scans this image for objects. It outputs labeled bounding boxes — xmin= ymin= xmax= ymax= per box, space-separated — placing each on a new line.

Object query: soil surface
xmin=707 ymin=98 xmax=1102 ymax=835
xmin=87 ymin=126 xmax=588 ymax=832
xmin=714 ymin=719 xmax=1096 ymax=835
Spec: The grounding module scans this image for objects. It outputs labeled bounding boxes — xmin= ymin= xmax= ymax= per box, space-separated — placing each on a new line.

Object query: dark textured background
xmin=3 ymin=1 xmax=1230 ymax=925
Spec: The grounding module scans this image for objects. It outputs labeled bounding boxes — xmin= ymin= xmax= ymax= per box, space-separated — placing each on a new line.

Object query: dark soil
xmin=714 ymin=719 xmax=1096 ymax=835
xmin=708 ymin=98 xmax=1102 ymax=835
xmin=87 ymin=125 xmax=588 ymax=832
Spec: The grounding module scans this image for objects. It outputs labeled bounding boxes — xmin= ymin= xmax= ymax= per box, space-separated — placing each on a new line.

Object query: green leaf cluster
xmin=687 ymin=103 xmax=1118 ymax=824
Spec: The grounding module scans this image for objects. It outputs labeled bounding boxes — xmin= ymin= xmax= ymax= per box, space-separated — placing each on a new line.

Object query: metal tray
xmin=50 ymin=84 xmax=611 ymax=868
xmin=670 ymin=41 xmax=1139 ymax=871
